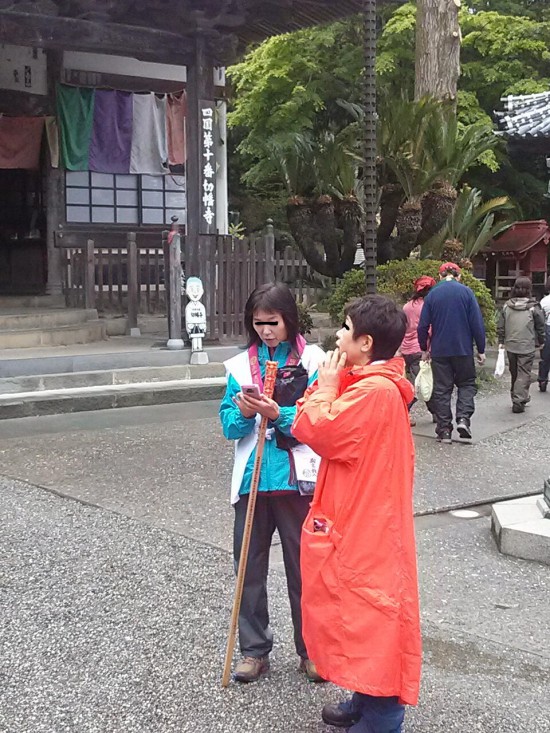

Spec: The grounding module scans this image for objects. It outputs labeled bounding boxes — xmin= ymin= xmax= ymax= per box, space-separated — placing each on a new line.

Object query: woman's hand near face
xmin=318 ymin=349 xmax=347 ymax=390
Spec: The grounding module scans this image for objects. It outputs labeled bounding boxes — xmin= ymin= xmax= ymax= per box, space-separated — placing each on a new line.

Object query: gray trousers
xmin=508 ymin=351 xmax=535 ymax=406
xmin=233 ymin=492 xmax=310 ymax=659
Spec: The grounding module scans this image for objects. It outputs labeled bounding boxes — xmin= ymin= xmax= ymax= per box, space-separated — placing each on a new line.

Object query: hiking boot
xmin=299 ymin=658 xmax=325 ymax=683
xmin=456 ymin=420 xmax=472 ymax=440
xmin=512 ymin=403 xmax=525 ymax=414
xmin=321 ymin=701 xmax=361 ymax=728
xmin=233 ymin=656 xmax=269 ymax=683
xmin=437 ymin=430 xmax=452 ymax=444
xmin=539 ymin=381 xmax=548 ymax=393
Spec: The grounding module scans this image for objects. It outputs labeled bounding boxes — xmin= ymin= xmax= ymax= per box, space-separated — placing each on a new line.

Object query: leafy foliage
xmin=421 ymin=185 xmax=517 ymax=260
xmin=297 ymin=301 xmax=314 ymax=335
xmin=326 ymin=261 xmax=497 ymax=343
xmin=227 ymin=22 xmax=363 ymax=165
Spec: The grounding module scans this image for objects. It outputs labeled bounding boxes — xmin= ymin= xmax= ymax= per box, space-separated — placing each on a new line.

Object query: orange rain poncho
xmin=292 ymin=357 xmax=421 ymax=706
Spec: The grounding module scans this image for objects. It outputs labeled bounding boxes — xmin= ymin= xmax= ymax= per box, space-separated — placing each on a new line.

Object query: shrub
xmin=297 ymin=301 xmax=314 ymax=335
xmin=326 ymin=260 xmax=497 ymax=344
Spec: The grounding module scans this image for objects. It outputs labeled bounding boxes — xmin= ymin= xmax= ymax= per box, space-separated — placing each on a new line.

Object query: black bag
xmin=273 ymin=364 xmax=308 ymax=450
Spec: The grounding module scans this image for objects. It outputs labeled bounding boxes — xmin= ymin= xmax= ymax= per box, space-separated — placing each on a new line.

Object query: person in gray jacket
xmin=538 ymin=276 xmax=550 ymax=392
xmin=497 ymin=277 xmax=546 ymax=413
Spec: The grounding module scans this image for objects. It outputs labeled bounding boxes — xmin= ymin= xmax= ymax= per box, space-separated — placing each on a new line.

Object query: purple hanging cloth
xmin=89 ymin=90 xmax=133 ymax=174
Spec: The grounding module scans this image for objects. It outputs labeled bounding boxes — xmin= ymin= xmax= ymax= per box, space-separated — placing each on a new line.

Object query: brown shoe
xmin=409 ymin=415 xmax=416 ymax=427
xmin=234 ymin=656 xmax=269 ymax=683
xmin=299 ymin=657 xmax=326 ymax=683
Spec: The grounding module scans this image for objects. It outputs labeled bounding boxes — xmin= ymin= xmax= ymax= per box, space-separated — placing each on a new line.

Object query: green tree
xmin=228 ymin=21 xmax=363 ymax=166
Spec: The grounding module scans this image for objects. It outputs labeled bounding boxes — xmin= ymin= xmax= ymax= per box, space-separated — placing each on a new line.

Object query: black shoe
xmin=321 ymin=702 xmax=360 ymax=728
xmin=432 ymin=414 xmax=438 ymax=423
xmin=539 ymin=381 xmax=548 ymax=393
xmin=437 ymin=430 xmax=452 ymax=444
xmin=456 ymin=420 xmax=472 ymax=440
xmin=512 ymin=403 xmax=525 ymax=413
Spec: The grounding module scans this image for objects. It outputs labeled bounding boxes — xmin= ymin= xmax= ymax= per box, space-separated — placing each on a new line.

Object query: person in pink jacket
xmin=400 ymin=276 xmax=436 ymax=426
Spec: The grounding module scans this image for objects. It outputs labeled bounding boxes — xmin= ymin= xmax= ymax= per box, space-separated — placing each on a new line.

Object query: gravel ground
xmin=1 ymin=386 xmax=549 ymax=733
xmin=1 ymin=476 xmax=549 ymax=733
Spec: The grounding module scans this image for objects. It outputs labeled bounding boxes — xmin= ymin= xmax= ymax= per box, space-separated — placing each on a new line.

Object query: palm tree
xmin=421 ymin=185 xmax=516 ymax=264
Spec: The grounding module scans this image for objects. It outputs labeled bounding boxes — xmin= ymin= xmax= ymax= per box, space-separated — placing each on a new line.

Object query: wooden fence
xmin=56 ymin=226 xmax=330 ymax=341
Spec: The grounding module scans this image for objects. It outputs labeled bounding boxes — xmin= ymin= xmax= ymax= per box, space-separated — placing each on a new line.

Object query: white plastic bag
xmin=415 ymin=360 xmax=434 ymax=402
xmin=494 ymin=347 xmax=506 ymax=378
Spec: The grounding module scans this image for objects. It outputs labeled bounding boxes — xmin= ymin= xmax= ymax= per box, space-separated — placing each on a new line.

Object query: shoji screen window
xmin=65 ymin=173 xmax=185 ymax=225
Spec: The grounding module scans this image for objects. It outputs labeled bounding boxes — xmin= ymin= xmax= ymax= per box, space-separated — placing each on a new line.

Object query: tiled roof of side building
xmin=495 ymin=91 xmax=550 ymax=139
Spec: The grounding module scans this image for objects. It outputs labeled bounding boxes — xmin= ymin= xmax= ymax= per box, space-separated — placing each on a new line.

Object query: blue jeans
xmin=345 ymin=693 xmax=405 ymax=733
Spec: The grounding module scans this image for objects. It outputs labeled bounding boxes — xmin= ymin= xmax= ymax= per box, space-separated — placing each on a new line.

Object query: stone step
xmin=0 ymin=363 xmax=225 ymax=394
xmin=306 ymin=326 xmax=336 ymax=347
xmin=0 ymin=344 xmax=242 ymax=379
xmin=309 ymin=311 xmax=333 ymax=329
xmin=0 ymin=376 xmax=227 ymax=420
xmin=0 ymin=295 xmax=65 ymax=308
xmin=0 ymin=309 xmax=99 ymax=331
xmin=0 ymin=320 xmax=107 ymax=349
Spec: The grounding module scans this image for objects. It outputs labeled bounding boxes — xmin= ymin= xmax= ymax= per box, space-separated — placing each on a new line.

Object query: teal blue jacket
xmin=219 ymin=341 xmax=319 ymax=496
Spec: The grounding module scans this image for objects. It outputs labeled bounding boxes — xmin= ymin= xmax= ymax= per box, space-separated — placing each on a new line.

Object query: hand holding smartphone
xmin=241 ymin=384 xmax=262 ymax=400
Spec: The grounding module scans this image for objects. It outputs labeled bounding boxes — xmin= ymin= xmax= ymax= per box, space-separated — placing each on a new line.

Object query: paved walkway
xmin=0 ymin=385 xmax=549 ymax=732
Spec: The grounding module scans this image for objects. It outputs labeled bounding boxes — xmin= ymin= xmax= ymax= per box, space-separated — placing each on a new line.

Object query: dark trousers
xmin=233 ymin=492 xmax=310 ymax=659
xmin=430 ymin=356 xmax=477 ymax=435
xmin=344 ymin=693 xmax=405 ymax=732
xmin=508 ymin=351 xmax=535 ymax=406
xmin=538 ymin=325 xmax=550 ymax=383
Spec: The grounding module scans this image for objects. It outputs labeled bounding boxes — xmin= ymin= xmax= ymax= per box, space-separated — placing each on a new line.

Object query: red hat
xmin=439 ymin=262 xmax=461 ymax=276
xmin=414 ymin=275 xmax=436 ymax=292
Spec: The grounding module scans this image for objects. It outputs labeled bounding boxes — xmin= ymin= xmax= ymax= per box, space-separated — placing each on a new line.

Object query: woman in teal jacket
xmin=219 ymin=282 xmax=324 ymax=683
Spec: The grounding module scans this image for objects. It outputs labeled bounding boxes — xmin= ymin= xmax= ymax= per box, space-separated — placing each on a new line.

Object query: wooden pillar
xmin=186 ymin=32 xmax=214 ymax=278
xmin=166 ymin=218 xmax=184 ymax=349
xmin=84 ymin=239 xmax=95 ymax=309
xmin=126 ymin=232 xmax=140 ymax=336
xmin=45 ymin=50 xmax=64 ymax=297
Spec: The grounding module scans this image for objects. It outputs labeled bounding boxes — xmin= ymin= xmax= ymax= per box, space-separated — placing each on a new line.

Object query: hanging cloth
xmin=45 ymin=116 xmax=59 ymax=168
xmin=89 ymin=90 xmax=133 ymax=174
xmin=167 ymin=91 xmax=186 ymax=173
xmin=57 ymin=84 xmax=95 ymax=170
xmin=130 ymin=93 xmax=168 ymax=175
xmin=0 ymin=116 xmax=44 ymax=169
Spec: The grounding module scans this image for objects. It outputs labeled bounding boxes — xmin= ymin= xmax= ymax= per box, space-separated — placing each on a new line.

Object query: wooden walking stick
xmin=221 ymin=360 xmax=279 ymax=687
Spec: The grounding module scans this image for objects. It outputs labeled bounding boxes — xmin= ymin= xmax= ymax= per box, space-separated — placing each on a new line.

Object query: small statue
xmin=185 ymin=276 xmax=209 ymax=364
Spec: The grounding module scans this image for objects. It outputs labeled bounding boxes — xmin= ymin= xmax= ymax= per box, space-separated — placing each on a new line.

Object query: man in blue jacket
xmin=417 ymin=263 xmax=486 ymax=443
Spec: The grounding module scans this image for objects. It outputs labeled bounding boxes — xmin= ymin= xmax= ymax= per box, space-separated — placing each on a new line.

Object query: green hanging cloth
xmin=57 ymin=84 xmax=95 ymax=170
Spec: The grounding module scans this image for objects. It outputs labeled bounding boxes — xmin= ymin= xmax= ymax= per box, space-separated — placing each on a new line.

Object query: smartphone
xmin=241 ymin=384 xmax=262 ymax=400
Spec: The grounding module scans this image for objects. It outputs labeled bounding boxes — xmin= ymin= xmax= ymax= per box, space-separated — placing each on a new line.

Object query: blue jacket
xmin=417 ymin=279 xmax=486 ymax=357
xmin=219 ymin=341 xmax=320 ymax=498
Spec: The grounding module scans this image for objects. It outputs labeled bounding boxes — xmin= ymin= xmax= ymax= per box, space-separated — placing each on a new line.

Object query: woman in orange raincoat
xmin=292 ymin=295 xmax=421 ymax=733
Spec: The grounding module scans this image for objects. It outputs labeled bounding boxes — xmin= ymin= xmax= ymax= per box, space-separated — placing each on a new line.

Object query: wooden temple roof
xmin=485 ymin=220 xmax=550 ymax=257
xmin=0 ymin=1 xmax=365 ymax=64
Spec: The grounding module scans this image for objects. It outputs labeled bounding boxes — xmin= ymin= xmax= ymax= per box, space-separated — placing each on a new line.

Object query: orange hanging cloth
xmin=0 ymin=116 xmax=44 ymax=169
xmin=292 ymin=357 xmax=421 ymax=706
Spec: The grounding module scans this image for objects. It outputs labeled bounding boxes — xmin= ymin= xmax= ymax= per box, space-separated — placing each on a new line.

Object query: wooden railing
xmin=274 ymin=246 xmax=335 ymax=305
xmin=55 ymin=228 xmax=166 ymax=316
xmin=56 ymin=225 xmax=330 ymax=341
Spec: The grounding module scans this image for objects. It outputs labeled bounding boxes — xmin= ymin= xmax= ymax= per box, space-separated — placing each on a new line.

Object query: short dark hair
xmin=510 ymin=276 xmax=532 ymax=299
xmin=345 ymin=295 xmax=407 ymax=361
xmin=244 ymin=282 xmax=299 ymax=348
